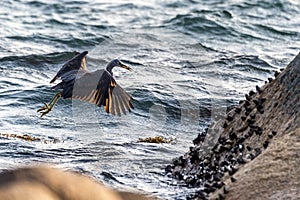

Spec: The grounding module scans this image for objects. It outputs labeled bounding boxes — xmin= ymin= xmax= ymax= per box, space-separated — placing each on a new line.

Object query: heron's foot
xmin=37 ymin=102 xmax=52 ymax=117
xmin=37 ymin=92 xmax=61 ymax=118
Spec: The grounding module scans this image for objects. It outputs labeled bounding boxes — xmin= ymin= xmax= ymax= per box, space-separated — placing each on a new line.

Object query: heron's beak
xmin=119 ymin=62 xmax=132 ymax=71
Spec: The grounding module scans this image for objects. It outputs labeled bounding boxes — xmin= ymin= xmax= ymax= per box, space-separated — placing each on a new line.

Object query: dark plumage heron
xmin=37 ymin=51 xmax=134 ymax=117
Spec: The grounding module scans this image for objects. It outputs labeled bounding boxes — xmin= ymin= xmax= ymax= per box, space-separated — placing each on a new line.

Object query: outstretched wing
xmin=72 ymin=69 xmax=134 ymax=116
xmin=50 ymin=51 xmax=88 ymax=83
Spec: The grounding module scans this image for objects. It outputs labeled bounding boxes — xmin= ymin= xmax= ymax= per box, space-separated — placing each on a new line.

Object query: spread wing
xmin=72 ymin=69 xmax=134 ymax=116
xmin=50 ymin=51 xmax=88 ymax=83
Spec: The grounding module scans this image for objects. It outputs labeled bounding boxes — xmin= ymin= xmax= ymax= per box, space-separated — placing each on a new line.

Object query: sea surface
xmin=0 ymin=0 xmax=299 ymax=199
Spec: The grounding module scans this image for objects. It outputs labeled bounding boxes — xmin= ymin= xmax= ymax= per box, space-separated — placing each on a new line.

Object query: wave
xmin=166 ymin=13 xmax=234 ymax=36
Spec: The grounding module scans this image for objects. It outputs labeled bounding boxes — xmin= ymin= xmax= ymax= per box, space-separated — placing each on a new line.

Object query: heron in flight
xmin=37 ymin=51 xmax=134 ymax=117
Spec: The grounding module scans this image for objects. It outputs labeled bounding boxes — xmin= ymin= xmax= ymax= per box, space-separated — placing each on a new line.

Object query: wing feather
xmin=113 ymin=92 xmax=121 ymax=116
xmin=105 ymin=98 xmax=109 ymax=113
xmin=112 ymin=85 xmax=133 ymax=112
xmin=50 ymin=51 xmax=88 ymax=83
xmin=109 ymin=88 xmax=115 ymax=115
xmin=71 ymin=69 xmax=133 ymax=115
xmin=116 ymin=93 xmax=126 ymax=115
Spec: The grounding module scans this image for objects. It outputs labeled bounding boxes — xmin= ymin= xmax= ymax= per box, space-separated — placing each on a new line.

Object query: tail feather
xmin=51 ymin=82 xmax=63 ymax=90
xmin=50 ymin=75 xmax=58 ymax=83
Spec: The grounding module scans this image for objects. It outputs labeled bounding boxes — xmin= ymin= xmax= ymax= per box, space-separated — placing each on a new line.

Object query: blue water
xmin=0 ymin=0 xmax=299 ymax=199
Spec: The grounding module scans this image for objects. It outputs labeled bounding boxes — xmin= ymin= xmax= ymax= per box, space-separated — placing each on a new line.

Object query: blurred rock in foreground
xmin=166 ymin=52 xmax=300 ymax=199
xmin=0 ymin=166 xmax=156 ymax=200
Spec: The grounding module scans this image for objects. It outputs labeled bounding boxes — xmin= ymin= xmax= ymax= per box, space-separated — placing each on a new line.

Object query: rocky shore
xmin=166 ymin=52 xmax=300 ymax=199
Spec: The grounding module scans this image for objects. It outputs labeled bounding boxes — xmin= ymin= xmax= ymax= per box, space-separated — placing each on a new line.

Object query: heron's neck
xmin=106 ymin=65 xmax=114 ymax=75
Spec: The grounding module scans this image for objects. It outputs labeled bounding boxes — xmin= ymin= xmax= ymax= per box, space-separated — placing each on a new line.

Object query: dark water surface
xmin=0 ymin=0 xmax=299 ymax=199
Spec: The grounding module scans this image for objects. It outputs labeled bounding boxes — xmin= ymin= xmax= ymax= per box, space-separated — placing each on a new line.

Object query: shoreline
xmin=166 ymin=52 xmax=300 ymax=199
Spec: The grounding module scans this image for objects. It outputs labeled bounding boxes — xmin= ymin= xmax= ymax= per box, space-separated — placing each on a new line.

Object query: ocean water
xmin=0 ymin=0 xmax=299 ymax=199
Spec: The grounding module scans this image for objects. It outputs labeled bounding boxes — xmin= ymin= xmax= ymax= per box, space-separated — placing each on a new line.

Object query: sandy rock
xmin=221 ymin=128 xmax=300 ymax=200
xmin=0 ymin=166 xmax=156 ymax=200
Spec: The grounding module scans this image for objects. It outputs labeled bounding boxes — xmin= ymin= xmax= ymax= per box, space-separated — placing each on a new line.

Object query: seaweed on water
xmin=0 ymin=132 xmax=61 ymax=144
xmin=138 ymin=136 xmax=175 ymax=144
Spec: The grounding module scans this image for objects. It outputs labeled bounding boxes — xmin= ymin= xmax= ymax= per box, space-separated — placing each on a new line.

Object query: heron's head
xmin=106 ymin=59 xmax=132 ymax=73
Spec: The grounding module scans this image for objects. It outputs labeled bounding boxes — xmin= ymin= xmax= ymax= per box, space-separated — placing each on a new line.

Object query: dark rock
xmin=228 ymin=166 xmax=238 ymax=176
xmin=238 ymin=144 xmax=244 ymax=152
xmin=249 ymin=90 xmax=256 ymax=96
xmin=246 ymin=146 xmax=252 ymax=151
xmin=237 ymin=137 xmax=245 ymax=144
xmin=254 ymin=148 xmax=262 ymax=156
xmin=245 ymin=94 xmax=251 ymax=101
xmin=268 ymin=133 xmax=273 ymax=139
xmin=244 ymin=100 xmax=250 ymax=107
xmin=245 ymin=110 xmax=250 ymax=116
xmin=247 ymin=118 xmax=255 ymax=125
xmin=165 ymin=165 xmax=173 ymax=174
xmin=218 ymin=194 xmax=225 ymax=200
xmin=228 ymin=155 xmax=236 ymax=165
xmin=256 ymin=85 xmax=262 ymax=94
xmin=226 ymin=115 xmax=234 ymax=121
xmin=203 ymin=186 xmax=216 ymax=194
xmin=229 ymin=131 xmax=237 ymax=141
xmin=215 ymin=155 xmax=221 ymax=162
xmin=190 ymin=151 xmax=200 ymax=164
xmin=237 ymin=155 xmax=246 ymax=164
xmin=220 ymin=160 xmax=229 ymax=167
xmin=260 ymin=98 xmax=266 ymax=103
xmin=268 ymin=77 xmax=273 ymax=82
xmin=258 ymin=109 xmax=264 ymax=114
xmin=193 ymin=132 xmax=206 ymax=145
xmin=251 ymin=126 xmax=263 ymax=136
xmin=254 ymin=98 xmax=267 ymax=106
xmin=231 ymin=146 xmax=238 ymax=154
xmin=230 ymin=177 xmax=237 ymax=182
xmin=235 ymin=107 xmax=241 ymax=113
xmin=213 ymin=181 xmax=225 ymax=189
xmin=272 ymin=131 xmax=277 ymax=136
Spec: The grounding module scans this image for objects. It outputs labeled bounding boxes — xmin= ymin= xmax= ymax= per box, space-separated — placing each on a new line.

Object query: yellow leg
xmin=37 ymin=92 xmax=61 ymax=117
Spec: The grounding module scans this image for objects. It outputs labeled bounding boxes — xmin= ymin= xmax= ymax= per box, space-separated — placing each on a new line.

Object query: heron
xmin=37 ymin=51 xmax=134 ymax=117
